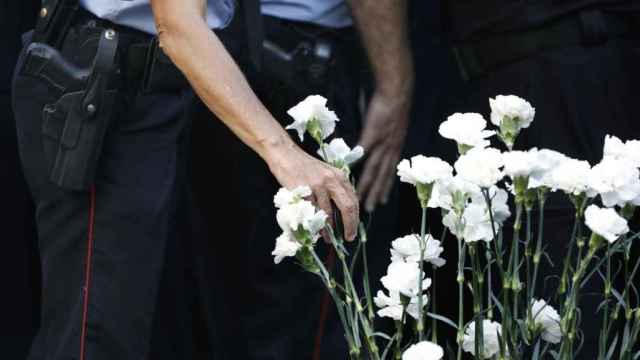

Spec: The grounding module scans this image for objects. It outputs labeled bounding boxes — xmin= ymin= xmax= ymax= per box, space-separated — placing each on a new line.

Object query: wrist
xmin=257 ymin=133 xmax=298 ymax=168
xmin=377 ymin=75 xmax=414 ymax=101
xmin=376 ymin=62 xmax=415 ymax=100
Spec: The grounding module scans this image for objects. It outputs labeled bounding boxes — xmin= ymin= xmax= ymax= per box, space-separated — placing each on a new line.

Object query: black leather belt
xmin=68 ymin=8 xmax=188 ymax=94
xmin=453 ymin=9 xmax=638 ymax=81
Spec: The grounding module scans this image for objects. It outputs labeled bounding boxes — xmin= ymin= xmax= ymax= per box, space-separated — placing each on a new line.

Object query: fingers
xmin=380 ymin=160 xmax=397 ymax=204
xmin=357 ymin=147 xmax=384 ymax=201
xmin=380 ymin=154 xmax=400 ymax=204
xmin=325 ymin=170 xmax=359 ymax=241
xmin=314 ymin=188 xmax=334 ymax=243
xmin=365 ymin=153 xmax=394 ymax=212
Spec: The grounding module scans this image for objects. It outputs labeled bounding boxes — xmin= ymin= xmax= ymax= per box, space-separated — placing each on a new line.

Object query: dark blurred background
xmin=0 ymin=0 xmax=41 ymax=358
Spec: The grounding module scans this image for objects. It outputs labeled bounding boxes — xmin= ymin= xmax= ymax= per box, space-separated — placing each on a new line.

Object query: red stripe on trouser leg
xmin=312 ymin=248 xmax=337 ymax=360
xmin=80 ymin=185 xmax=97 ymax=360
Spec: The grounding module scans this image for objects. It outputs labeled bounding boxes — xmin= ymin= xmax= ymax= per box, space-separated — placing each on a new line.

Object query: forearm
xmin=152 ymin=1 xmax=295 ymax=162
xmin=347 ymin=0 xmax=414 ymax=97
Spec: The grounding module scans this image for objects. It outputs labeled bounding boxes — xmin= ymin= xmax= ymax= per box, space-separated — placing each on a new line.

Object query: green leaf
xmin=532 ymin=339 xmax=541 ymax=360
xmin=372 ymin=332 xmax=392 ymax=340
xmin=605 ymin=334 xmax=618 ymax=360
xmin=426 ymin=312 xmax=458 ymax=330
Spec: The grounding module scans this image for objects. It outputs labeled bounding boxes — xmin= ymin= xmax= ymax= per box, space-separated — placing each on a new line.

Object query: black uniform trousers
xmin=190 ymin=15 xmax=400 ymax=360
xmin=427 ymin=12 xmax=640 ymax=357
xmin=11 ymin=15 xmax=209 ymax=360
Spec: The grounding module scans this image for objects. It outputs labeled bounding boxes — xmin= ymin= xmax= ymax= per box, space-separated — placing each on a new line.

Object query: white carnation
xmin=428 ymin=176 xmax=480 ymax=211
xmin=390 ymin=234 xmax=446 ymax=267
xmin=276 ymin=200 xmax=328 ymax=240
xmin=531 ymin=299 xmax=562 ymax=344
xmin=438 ymin=112 xmax=495 ymax=149
xmin=589 ymin=157 xmax=640 ymax=207
xmin=528 ymin=149 xmax=568 ymax=189
xmin=318 ymin=138 xmax=364 ymax=171
xmin=397 ymin=155 xmax=453 ymax=186
xmin=374 ymin=290 xmax=427 ymax=322
xmin=502 ymin=149 xmax=542 ymax=179
xmin=271 ymin=232 xmax=302 ymax=264
xmin=380 ymin=261 xmax=431 ymax=298
xmin=446 ymin=187 xmax=510 ymax=243
xmin=603 ymin=135 xmax=640 ymax=167
xmin=585 ymin=205 xmax=629 ymax=243
xmin=489 ymin=95 xmax=535 ymax=129
xmin=274 ymin=186 xmax=312 ymax=209
xmin=286 ymin=95 xmax=339 ymax=141
xmin=462 ymin=320 xmax=503 ymax=359
xmin=402 ymin=341 xmax=444 ymax=360
xmin=454 ymin=147 xmax=504 ymax=188
xmin=549 ymin=158 xmax=593 ymax=196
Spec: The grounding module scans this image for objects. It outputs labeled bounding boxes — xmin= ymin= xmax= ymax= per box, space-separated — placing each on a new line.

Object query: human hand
xmin=357 ymin=90 xmax=411 ymax=212
xmin=266 ymin=142 xmax=359 ymax=241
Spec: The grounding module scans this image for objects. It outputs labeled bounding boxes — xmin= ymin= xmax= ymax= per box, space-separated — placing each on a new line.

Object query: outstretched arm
xmin=150 ymin=0 xmax=359 ymax=240
xmin=347 ymin=0 xmax=414 ymax=212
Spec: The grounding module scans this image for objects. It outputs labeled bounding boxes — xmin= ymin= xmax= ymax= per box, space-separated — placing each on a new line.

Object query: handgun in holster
xmin=22 ymin=28 xmax=120 ymax=190
xmin=262 ymin=38 xmax=333 ymax=94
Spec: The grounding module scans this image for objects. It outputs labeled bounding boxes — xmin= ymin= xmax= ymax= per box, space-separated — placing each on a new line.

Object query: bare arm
xmin=347 ymin=0 xmax=414 ymax=212
xmin=149 ymin=0 xmax=359 ymax=239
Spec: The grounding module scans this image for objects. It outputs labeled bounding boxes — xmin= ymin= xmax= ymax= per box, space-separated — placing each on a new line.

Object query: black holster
xmin=22 ymin=28 xmax=119 ymax=190
xmin=261 ymin=36 xmax=334 ymax=95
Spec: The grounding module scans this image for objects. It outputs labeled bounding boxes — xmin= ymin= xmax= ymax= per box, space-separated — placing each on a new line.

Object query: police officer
xmin=11 ymin=0 xmax=360 ymax=359
xmin=0 ymin=0 xmax=41 ymax=357
xmin=189 ymin=0 xmax=414 ymax=359
xmin=438 ymin=0 xmax=640 ymax=356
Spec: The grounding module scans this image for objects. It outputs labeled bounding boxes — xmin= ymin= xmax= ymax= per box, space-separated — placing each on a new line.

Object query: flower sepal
xmin=416 ymin=182 xmax=434 ymax=209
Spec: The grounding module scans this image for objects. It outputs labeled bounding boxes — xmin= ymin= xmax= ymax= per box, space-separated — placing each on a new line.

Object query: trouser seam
xmin=79 ymin=185 xmax=97 ymax=360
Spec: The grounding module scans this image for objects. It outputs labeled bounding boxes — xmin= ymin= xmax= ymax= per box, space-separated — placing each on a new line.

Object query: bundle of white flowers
xmin=271 ymin=95 xmax=640 ymax=360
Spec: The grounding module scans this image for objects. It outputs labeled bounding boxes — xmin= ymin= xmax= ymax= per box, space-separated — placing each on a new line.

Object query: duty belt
xmin=453 ymin=9 xmax=639 ymax=81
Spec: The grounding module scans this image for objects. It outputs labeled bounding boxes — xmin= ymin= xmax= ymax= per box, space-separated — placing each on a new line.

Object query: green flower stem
xmin=457 ymin=237 xmax=466 ymax=360
xmin=598 ymin=244 xmax=612 ymax=360
xmin=525 ymin=208 xmax=533 ymax=301
xmin=433 ymin=226 xmax=447 ymax=342
xmin=620 ymin=310 xmax=640 ymax=360
xmin=558 ymin=214 xmax=579 ymax=297
xmin=481 ymin=188 xmax=512 ymax=353
xmin=510 ymin=201 xmax=524 ymax=327
xmin=623 ymin=234 xmax=632 ymax=321
xmin=394 ymin=305 xmax=407 ymax=360
xmin=470 ymin=244 xmax=485 ymax=359
xmin=524 ymin=206 xmax=534 ymax=337
xmin=431 ymin=265 xmax=438 ymax=342
xmin=486 ymin=246 xmax=493 ymax=320
xmin=417 ymin=206 xmax=428 ymax=341
xmin=530 ymin=194 xmax=546 ymax=301
xmin=360 ymin=223 xmax=375 ymax=322
xmin=330 ymin=230 xmax=380 ymax=360
xmin=309 ymin=247 xmax=359 ymax=357
xmin=559 ymin=234 xmax=599 ymax=359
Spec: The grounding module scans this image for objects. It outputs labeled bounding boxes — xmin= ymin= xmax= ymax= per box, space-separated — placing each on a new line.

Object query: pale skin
xmin=347 ymin=0 xmax=414 ymax=213
xmin=150 ymin=0 xmax=358 ymax=240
